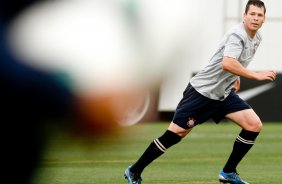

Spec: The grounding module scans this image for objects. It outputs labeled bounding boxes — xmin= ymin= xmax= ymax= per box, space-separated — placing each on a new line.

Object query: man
xmin=124 ymin=0 xmax=276 ymax=184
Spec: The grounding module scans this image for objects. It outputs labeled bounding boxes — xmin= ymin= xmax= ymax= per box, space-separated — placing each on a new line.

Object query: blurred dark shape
xmin=1 ymin=0 xmax=38 ymax=22
xmin=1 ymin=1 xmax=74 ymax=183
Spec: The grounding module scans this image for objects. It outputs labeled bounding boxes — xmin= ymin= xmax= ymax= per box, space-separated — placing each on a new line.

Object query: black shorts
xmin=172 ymin=83 xmax=251 ymax=129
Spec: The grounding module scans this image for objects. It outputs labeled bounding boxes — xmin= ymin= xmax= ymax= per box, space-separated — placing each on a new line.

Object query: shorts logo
xmin=187 ymin=117 xmax=196 ymax=128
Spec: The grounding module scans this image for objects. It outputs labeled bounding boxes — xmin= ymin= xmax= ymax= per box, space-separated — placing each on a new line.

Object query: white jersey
xmin=190 ymin=23 xmax=262 ymax=101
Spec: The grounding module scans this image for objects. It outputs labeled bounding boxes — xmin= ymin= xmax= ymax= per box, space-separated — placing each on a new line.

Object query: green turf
xmin=31 ymin=122 xmax=282 ymax=184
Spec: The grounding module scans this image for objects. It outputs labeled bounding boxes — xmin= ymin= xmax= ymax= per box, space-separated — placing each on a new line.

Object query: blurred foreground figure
xmin=9 ymin=0 xmax=200 ymax=129
xmin=9 ymin=0 xmax=157 ymax=128
xmin=1 ymin=1 xmax=74 ymax=183
xmin=3 ymin=0 xmax=179 ymax=182
xmin=124 ymin=1 xmax=276 ymax=184
xmin=0 ymin=0 xmax=138 ymax=183
xmin=1 ymin=0 xmax=199 ymax=182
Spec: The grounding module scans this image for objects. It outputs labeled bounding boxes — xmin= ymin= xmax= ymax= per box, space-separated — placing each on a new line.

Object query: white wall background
xmin=159 ymin=0 xmax=282 ymax=111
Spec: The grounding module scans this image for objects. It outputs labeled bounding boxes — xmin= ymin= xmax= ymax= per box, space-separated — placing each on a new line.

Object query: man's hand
xmin=255 ymin=70 xmax=277 ymax=81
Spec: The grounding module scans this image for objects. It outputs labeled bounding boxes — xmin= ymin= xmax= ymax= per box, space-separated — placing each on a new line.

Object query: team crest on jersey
xmin=187 ymin=117 xmax=196 ymax=128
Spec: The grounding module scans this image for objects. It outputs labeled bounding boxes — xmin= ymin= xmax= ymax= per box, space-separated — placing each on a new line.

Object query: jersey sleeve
xmin=223 ymin=33 xmax=244 ymax=60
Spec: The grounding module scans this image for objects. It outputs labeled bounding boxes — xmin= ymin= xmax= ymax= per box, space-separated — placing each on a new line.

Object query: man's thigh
xmin=225 ymin=109 xmax=262 ymax=132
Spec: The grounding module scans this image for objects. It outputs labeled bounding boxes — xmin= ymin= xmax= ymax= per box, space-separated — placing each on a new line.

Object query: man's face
xmin=243 ymin=5 xmax=265 ymax=32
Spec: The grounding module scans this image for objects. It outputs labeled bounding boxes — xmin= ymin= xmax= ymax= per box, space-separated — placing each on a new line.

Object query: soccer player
xmin=124 ymin=0 xmax=276 ymax=184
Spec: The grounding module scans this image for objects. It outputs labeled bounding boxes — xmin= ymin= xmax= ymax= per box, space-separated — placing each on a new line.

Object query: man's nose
xmin=254 ymin=15 xmax=259 ymax=21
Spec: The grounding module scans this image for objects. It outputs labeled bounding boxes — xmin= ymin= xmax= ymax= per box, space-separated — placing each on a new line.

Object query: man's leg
xmin=125 ymin=122 xmax=191 ymax=183
xmin=219 ymin=109 xmax=262 ymax=183
xmin=130 ymin=122 xmax=191 ymax=173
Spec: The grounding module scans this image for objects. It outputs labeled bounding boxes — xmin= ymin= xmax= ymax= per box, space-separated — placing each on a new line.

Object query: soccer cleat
xmin=124 ymin=165 xmax=142 ymax=184
xmin=219 ymin=170 xmax=249 ymax=184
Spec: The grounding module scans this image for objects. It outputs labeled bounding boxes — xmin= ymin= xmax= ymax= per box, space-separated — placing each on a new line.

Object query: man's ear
xmin=262 ymin=17 xmax=266 ymax=23
xmin=243 ymin=13 xmax=247 ymax=22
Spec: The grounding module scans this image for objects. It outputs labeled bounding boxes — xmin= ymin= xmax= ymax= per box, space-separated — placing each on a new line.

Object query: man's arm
xmin=222 ymin=56 xmax=276 ymax=81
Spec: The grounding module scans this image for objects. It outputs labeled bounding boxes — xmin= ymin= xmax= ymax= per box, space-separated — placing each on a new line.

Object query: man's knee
xmin=251 ymin=120 xmax=263 ymax=132
xmin=244 ymin=118 xmax=263 ymax=132
xmin=226 ymin=109 xmax=263 ymax=132
xmin=168 ymin=122 xmax=192 ymax=138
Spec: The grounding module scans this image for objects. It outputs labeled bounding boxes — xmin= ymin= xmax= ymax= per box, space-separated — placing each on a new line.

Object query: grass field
xmin=31 ymin=122 xmax=282 ymax=184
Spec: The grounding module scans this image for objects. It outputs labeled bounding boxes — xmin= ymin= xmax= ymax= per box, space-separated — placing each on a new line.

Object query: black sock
xmin=223 ymin=129 xmax=259 ymax=173
xmin=130 ymin=130 xmax=182 ymax=174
